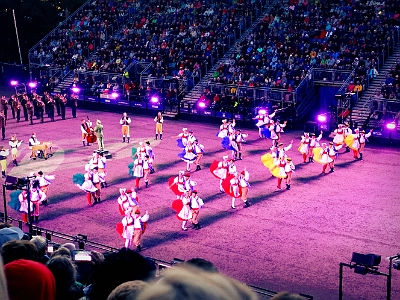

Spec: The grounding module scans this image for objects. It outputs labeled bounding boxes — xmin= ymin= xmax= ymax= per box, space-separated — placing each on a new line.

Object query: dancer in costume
xmin=131 ymin=210 xmax=149 ymax=251
xmin=193 ymin=139 xmax=204 ymax=171
xmin=137 ymin=142 xmax=147 ymax=159
xmin=235 ymin=129 xmax=247 ymax=160
xmin=178 ymin=141 xmax=196 ymax=172
xmin=0 ymin=146 xmax=9 ymax=178
xmin=9 ymin=134 xmax=22 ymax=166
xmin=228 ymin=159 xmax=237 ymax=176
xmin=260 ymin=146 xmax=278 ymax=176
xmin=228 ymin=172 xmax=241 ymax=209
xmin=89 ymin=152 xmax=99 ymax=169
xmin=327 ymin=142 xmax=340 ymax=172
xmin=37 ymin=171 xmax=55 ymax=206
xmin=210 ymin=155 xmax=229 ymax=192
xmin=239 ymin=169 xmax=251 ymax=208
xmin=143 ymin=155 xmax=153 ymax=188
xmin=18 ymin=188 xmax=33 ymax=223
xmin=120 ymin=208 xmax=149 ymax=251
xmin=176 ymin=128 xmax=189 ymax=148
xmin=277 ymin=141 xmax=293 ymax=159
xmin=76 ymin=166 xmax=97 ymax=206
xmin=274 ymin=120 xmax=287 ymax=145
xmin=343 ymin=122 xmax=352 ymax=152
xmin=221 ymin=131 xmax=239 ymax=160
xmin=275 ymin=156 xmax=289 ymax=190
xmin=91 ymin=167 xmax=102 ymax=204
xmin=344 ymin=128 xmax=372 ymax=160
xmin=98 ymin=152 xmax=107 ymax=188
xmin=188 ymin=130 xmax=197 ymax=144
xmin=217 ymin=119 xmax=229 ymax=138
xmin=357 ymin=129 xmax=373 ymax=160
xmin=298 ymin=133 xmax=310 ymax=163
xmin=284 ymin=157 xmax=295 ymax=190
xmin=118 ymin=188 xmax=138 ymax=215
xmin=313 ymin=143 xmax=331 ymax=174
xmin=177 ymin=190 xmax=192 ymax=231
xmin=30 ymin=180 xmax=47 ymax=223
xmin=183 ymin=172 xmax=197 ymax=191
xmin=154 ymin=112 xmax=163 ymax=140
xmin=190 ymin=190 xmax=204 ymax=230
xmin=254 ymin=110 xmax=276 ymax=138
xmin=308 ymin=131 xmax=323 ymax=162
xmin=120 ymin=112 xmax=131 ymax=143
xmin=168 ymin=171 xmax=186 ymax=199
xmin=133 ymin=154 xmax=144 ymax=189
xmin=332 ymin=124 xmax=345 ymax=148
xmin=227 ymin=119 xmax=236 ymax=134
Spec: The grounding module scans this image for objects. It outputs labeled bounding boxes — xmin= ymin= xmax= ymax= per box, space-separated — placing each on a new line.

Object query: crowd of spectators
xmin=0 ymin=222 xmax=307 ymax=300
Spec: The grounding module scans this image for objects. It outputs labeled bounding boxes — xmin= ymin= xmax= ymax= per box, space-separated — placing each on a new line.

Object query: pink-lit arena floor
xmin=3 ymin=108 xmax=400 ymax=300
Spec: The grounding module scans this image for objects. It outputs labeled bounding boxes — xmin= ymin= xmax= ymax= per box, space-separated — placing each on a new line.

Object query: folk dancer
xmin=81 ymin=119 xmax=92 ymax=146
xmin=137 ymin=142 xmax=147 ymax=159
xmin=277 ymin=141 xmax=293 ymax=159
xmin=89 ymin=152 xmax=99 ymax=169
xmin=94 ymin=119 xmax=104 ymax=151
xmin=188 ymin=130 xmax=196 ymax=144
xmin=145 ymin=141 xmax=155 ymax=174
xmin=120 ymin=112 xmax=131 ymax=143
xmin=37 ymin=171 xmax=55 ymax=206
xmin=190 ymin=190 xmax=204 ymax=230
xmin=217 ymin=119 xmax=229 ymax=138
xmin=332 ymin=124 xmax=345 ymax=148
xmin=169 ymin=171 xmax=186 ymax=199
xmin=98 ymin=152 xmax=107 ymax=188
xmin=313 ymin=143 xmax=332 ymax=174
xmin=77 ymin=166 xmax=97 ymax=206
xmin=118 ymin=188 xmax=138 ymax=216
xmin=298 ymin=133 xmax=310 ymax=163
xmin=28 ymin=132 xmax=41 ymax=160
xmin=131 ymin=210 xmax=149 ymax=251
xmin=357 ymin=129 xmax=373 ymax=160
xmin=143 ymin=155 xmax=153 ymax=188
xmin=0 ymin=146 xmax=9 ymax=178
xmin=30 ymin=180 xmax=47 ymax=222
xmin=177 ymin=191 xmax=192 ymax=231
xmin=193 ymin=139 xmax=204 ymax=171
xmin=18 ymin=188 xmax=33 ymax=223
xmin=178 ymin=141 xmax=196 ymax=172
xmin=183 ymin=172 xmax=197 ymax=191
xmin=227 ymin=119 xmax=236 ymax=135
xmin=274 ymin=120 xmax=287 ymax=145
xmin=228 ymin=159 xmax=237 ymax=176
xmin=327 ymin=142 xmax=339 ymax=172
xmin=343 ymin=122 xmax=352 ymax=152
xmin=211 ymin=155 xmax=229 ymax=192
xmin=239 ymin=169 xmax=251 ymax=207
xmin=229 ymin=172 xmax=241 ymax=209
xmin=91 ymin=167 xmax=102 ymax=204
xmin=121 ymin=208 xmax=135 ymax=249
xmin=133 ymin=154 xmax=144 ymax=189
xmin=284 ymin=157 xmax=295 ymax=190
xmin=235 ymin=129 xmax=247 ymax=160
xmin=154 ymin=112 xmax=163 ymax=140
xmin=176 ymin=128 xmax=189 ymax=148
xmin=9 ymin=135 xmax=22 ymax=166
xmin=344 ymin=128 xmax=372 ymax=160
xmin=308 ymin=131 xmax=323 ymax=162
xmin=275 ymin=156 xmax=288 ymax=190
xmin=253 ymin=110 xmax=276 ymax=138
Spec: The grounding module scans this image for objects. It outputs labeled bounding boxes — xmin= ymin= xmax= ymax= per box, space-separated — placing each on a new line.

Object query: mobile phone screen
xmin=47 ymin=246 xmax=53 ymax=253
xmin=73 ymin=250 xmax=92 ymax=261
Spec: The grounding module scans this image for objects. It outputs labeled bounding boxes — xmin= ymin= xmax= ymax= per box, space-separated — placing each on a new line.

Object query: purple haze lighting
xmin=386 ymin=122 xmax=396 ymax=130
xmin=317 ymin=114 xmax=327 ymax=122
xmin=71 ymin=87 xmax=80 ymax=93
xmin=258 ymin=109 xmax=266 ymax=115
xmin=111 ymin=92 xmax=119 ymax=98
xmin=198 ymin=102 xmax=206 ymax=108
xmin=150 ymin=96 xmax=159 ymax=103
xmin=10 ymin=80 xmax=18 ymax=86
xmin=28 ymin=82 xmax=37 ymax=88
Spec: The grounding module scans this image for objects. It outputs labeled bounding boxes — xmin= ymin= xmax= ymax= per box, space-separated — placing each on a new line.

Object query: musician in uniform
xmin=81 ymin=118 xmax=92 ymax=146
xmin=12 ymin=96 xmax=21 ymax=122
xmin=94 ymin=119 xmax=104 ymax=151
xmin=9 ymin=95 xmax=16 ymax=119
xmin=54 ymin=93 xmax=61 ymax=116
xmin=60 ymin=94 xmax=67 ymax=120
xmin=47 ymin=95 xmax=55 ymax=122
xmin=9 ymin=135 xmax=22 ymax=166
xmin=28 ymin=132 xmax=41 ymax=160
xmin=0 ymin=111 xmax=6 ymax=140
xmin=154 ymin=111 xmax=163 ymax=140
xmin=0 ymin=146 xmax=9 ymax=178
xmin=36 ymin=96 xmax=45 ymax=123
xmin=1 ymin=96 xmax=8 ymax=120
xmin=21 ymin=94 xmax=29 ymax=121
xmin=70 ymin=94 xmax=78 ymax=118
xmin=119 ymin=112 xmax=131 ymax=143
xmin=26 ymin=101 xmax=34 ymax=125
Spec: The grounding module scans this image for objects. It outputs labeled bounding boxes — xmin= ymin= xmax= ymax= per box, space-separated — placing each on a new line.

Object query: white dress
xmin=177 ymin=196 xmax=192 ymax=220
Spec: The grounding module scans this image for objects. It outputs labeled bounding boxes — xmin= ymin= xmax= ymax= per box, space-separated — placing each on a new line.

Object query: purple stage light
xmin=258 ymin=109 xmax=266 ymax=115
xmin=317 ymin=114 xmax=327 ymax=122
xmin=150 ymin=96 xmax=159 ymax=103
xmin=111 ymin=92 xmax=119 ymax=98
xmin=10 ymin=80 xmax=18 ymax=86
xmin=28 ymin=82 xmax=37 ymax=88
xmin=71 ymin=87 xmax=80 ymax=93
xmin=198 ymin=102 xmax=206 ymax=108
xmin=386 ymin=122 xmax=396 ymax=130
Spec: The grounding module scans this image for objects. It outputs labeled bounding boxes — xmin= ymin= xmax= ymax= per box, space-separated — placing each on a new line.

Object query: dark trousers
xmin=16 ymin=110 xmax=20 ymax=122
xmin=71 ymin=105 xmax=77 ymax=118
xmin=1 ymin=126 xmax=5 ymax=140
xmin=61 ymin=106 xmax=66 ymax=120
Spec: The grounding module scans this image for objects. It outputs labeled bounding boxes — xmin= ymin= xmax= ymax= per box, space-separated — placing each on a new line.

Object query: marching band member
xmin=183 ymin=172 xmax=197 ymax=191
xmin=284 ymin=158 xmax=295 ymax=190
xmin=154 ymin=112 xmax=163 ymax=140
xmin=131 ymin=209 xmax=149 ymax=251
xmin=81 ymin=118 xmax=92 ymax=146
xmin=37 ymin=171 xmax=55 ymax=206
xmin=211 ymin=155 xmax=229 ymax=192
xmin=235 ymin=129 xmax=247 ymax=160
xmin=343 ymin=122 xmax=352 ymax=152
xmin=120 ymin=112 xmax=131 ymax=143
xmin=358 ymin=129 xmax=373 ymax=160
xmin=117 ymin=188 xmax=138 ymax=216
xmin=28 ymin=132 xmax=40 ymax=160
xmin=217 ymin=119 xmax=229 ymax=138
xmin=239 ymin=169 xmax=251 ymax=208
xmin=18 ymin=188 xmax=33 ymax=223
xmin=9 ymin=135 xmax=22 ymax=166
xmin=308 ymin=131 xmax=323 ymax=162
xmin=190 ymin=190 xmax=204 ymax=230
xmin=298 ymin=133 xmax=310 ymax=163
xmin=98 ymin=152 xmax=108 ymax=188
xmin=332 ymin=124 xmax=345 ymax=148
xmin=193 ymin=139 xmax=204 ymax=171
xmin=178 ymin=141 xmax=196 ymax=172
xmin=0 ymin=146 xmax=9 ymax=178
xmin=176 ymin=128 xmax=189 ymax=148
xmin=229 ymin=172 xmax=241 ymax=209
xmin=30 ymin=180 xmax=47 ymax=223
xmin=177 ymin=191 xmax=192 ymax=231
xmin=133 ymin=154 xmax=144 ymax=189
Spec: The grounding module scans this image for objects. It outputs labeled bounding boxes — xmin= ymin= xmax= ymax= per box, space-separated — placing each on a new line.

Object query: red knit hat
xmin=4 ymin=259 xmax=56 ymax=300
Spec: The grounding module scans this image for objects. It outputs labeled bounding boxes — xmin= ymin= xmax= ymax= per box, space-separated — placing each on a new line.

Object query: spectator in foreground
xmin=107 ymin=280 xmax=149 ymax=300
xmin=270 ymin=291 xmax=306 ymax=300
xmin=135 ymin=265 xmax=258 ymax=300
xmin=1 ymin=240 xmax=38 ymax=265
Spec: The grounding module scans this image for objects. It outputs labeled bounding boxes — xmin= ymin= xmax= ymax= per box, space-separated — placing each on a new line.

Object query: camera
xmin=72 ymin=250 xmax=92 ymax=262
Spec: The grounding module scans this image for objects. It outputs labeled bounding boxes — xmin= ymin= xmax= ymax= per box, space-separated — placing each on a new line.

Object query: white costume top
xmin=333 ymin=128 xmax=345 ymax=144
xmin=122 ymin=216 xmax=134 ymax=239
xmin=174 ymin=176 xmax=186 ymax=193
xmin=133 ymin=158 xmax=144 ymax=178
xmin=18 ymin=193 xmax=33 ymax=213
xmin=133 ymin=212 xmax=149 ymax=229
xmin=120 ymin=116 xmax=131 ymax=125
xmin=275 ymin=123 xmax=286 ymax=133
xmin=239 ymin=171 xmax=250 ymax=188
xmin=0 ymin=149 xmax=9 ymax=158
xmin=299 ymin=135 xmax=310 ymax=154
xmin=236 ymin=133 xmax=247 ymax=143
xmin=30 ymin=188 xmax=46 ymax=203
xmin=81 ymin=121 xmax=92 ymax=133
xmin=277 ymin=143 xmax=292 ymax=158
xmin=190 ymin=195 xmax=204 ymax=209
xmin=187 ymin=134 xmax=196 ymax=144
xmin=194 ymin=143 xmax=204 ymax=154
xmin=284 ymin=161 xmax=295 ymax=173
xmin=9 ymin=140 xmax=22 ymax=149
xmin=98 ymin=157 xmax=106 ymax=169
xmin=343 ymin=127 xmax=352 ymax=137
xmin=269 ymin=124 xmax=279 ymax=140
xmin=228 ymin=163 xmax=237 ymax=175
xmin=154 ymin=116 xmax=164 ymax=123
xmin=309 ymin=133 xmax=322 ymax=147
xmin=177 ymin=195 xmax=192 ymax=220
xmin=230 ymin=177 xmax=240 ymax=197
xmin=184 ymin=178 xmax=197 ymax=191
xmin=359 ymin=131 xmax=372 ymax=144
xmin=28 ymin=137 xmax=40 ymax=146
xmin=118 ymin=194 xmax=137 ymax=212
xmin=37 ymin=175 xmax=54 ymax=187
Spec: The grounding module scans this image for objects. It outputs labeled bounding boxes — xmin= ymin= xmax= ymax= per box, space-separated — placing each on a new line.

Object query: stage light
xmin=71 ymin=87 xmax=80 ymax=93
xmin=111 ymin=92 xmax=119 ymax=98
xmin=198 ymin=102 xmax=206 ymax=108
xmin=28 ymin=82 xmax=37 ymax=88
xmin=10 ymin=80 xmax=18 ymax=86
xmin=150 ymin=96 xmax=159 ymax=103
xmin=258 ymin=109 xmax=266 ymax=115
xmin=351 ymin=252 xmax=381 ymax=268
xmin=317 ymin=114 xmax=327 ymax=122
xmin=386 ymin=122 xmax=396 ymax=130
